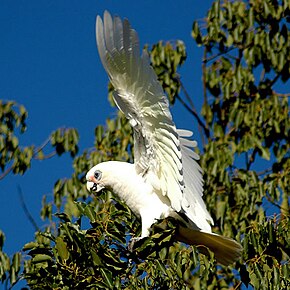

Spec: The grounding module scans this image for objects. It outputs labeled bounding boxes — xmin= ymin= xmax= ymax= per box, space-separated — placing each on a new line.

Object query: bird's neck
xmin=102 ymin=161 xmax=152 ymax=217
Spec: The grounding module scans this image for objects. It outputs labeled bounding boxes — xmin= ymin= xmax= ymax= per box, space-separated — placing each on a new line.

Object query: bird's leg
xmin=128 ymin=209 xmax=156 ymax=252
xmin=128 ymin=224 xmax=148 ymax=252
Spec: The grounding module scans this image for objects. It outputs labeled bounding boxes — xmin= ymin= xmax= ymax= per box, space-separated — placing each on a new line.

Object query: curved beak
xmin=86 ymin=181 xmax=104 ymax=193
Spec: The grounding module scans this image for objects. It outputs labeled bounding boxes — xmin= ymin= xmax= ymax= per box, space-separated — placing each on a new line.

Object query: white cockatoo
xmin=86 ymin=11 xmax=242 ymax=265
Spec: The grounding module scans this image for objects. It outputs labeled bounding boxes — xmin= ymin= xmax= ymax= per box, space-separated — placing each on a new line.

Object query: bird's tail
xmin=177 ymin=225 xmax=243 ymax=265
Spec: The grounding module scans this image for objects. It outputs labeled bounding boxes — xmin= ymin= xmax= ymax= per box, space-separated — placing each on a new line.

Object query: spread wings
xmin=96 ymin=11 xmax=212 ymax=229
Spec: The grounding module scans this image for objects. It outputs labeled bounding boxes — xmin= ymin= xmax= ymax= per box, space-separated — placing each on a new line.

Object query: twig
xmin=18 ymin=186 xmax=39 ymax=231
xmin=201 ymin=47 xmax=211 ymax=147
xmin=0 ymin=166 xmax=13 ymax=180
xmin=179 ymin=80 xmax=209 ymax=142
xmin=260 ymin=68 xmax=265 ymax=83
xmin=269 ymin=72 xmax=281 ymax=87
xmin=179 ymin=80 xmax=196 ymax=110
xmin=234 ymin=281 xmax=242 ymax=290
xmin=273 ymin=92 xmax=290 ymax=98
xmin=34 ymin=151 xmax=57 ymax=160
xmin=0 ymin=135 xmax=56 ymax=180
xmin=176 ymin=94 xmax=210 ymax=139
xmin=203 ymin=46 xmax=236 ymax=63
xmin=265 ymin=195 xmax=289 ymax=214
xmin=33 ymin=136 xmax=51 ymax=155
xmin=202 ymin=48 xmax=208 ymax=108
xmin=246 ymin=148 xmax=258 ymax=170
xmin=257 ymin=167 xmax=272 ymax=176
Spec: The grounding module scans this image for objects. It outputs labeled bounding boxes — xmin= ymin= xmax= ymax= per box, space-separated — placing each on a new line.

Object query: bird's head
xmin=86 ymin=164 xmax=107 ymax=193
xmin=86 ymin=161 xmax=135 ymax=194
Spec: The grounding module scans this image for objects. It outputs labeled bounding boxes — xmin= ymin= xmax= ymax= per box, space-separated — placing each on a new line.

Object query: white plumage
xmin=86 ymin=11 xmax=242 ymax=265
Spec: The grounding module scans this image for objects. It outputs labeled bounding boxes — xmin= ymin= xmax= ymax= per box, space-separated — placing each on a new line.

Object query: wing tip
xmin=96 ymin=10 xmax=110 ymax=29
xmin=103 ymin=10 xmax=112 ymax=23
xmin=96 ymin=14 xmax=103 ymax=42
xmin=177 ymin=129 xmax=193 ymax=138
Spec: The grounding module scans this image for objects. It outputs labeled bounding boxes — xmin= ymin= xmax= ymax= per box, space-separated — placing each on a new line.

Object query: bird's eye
xmin=94 ymin=170 xmax=102 ymax=181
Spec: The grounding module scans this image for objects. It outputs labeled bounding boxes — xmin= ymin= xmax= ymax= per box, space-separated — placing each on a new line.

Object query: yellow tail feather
xmin=177 ymin=225 xmax=243 ymax=265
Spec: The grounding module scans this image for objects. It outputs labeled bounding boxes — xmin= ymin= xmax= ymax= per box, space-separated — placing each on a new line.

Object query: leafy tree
xmin=1 ymin=0 xmax=289 ymax=289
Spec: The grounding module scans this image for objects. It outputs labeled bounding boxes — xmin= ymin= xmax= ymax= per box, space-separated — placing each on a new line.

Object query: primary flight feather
xmin=86 ymin=11 xmax=242 ymax=265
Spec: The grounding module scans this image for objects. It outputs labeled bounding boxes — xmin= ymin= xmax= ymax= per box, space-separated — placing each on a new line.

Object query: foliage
xmin=192 ymin=0 xmax=290 ymax=288
xmin=148 ymin=40 xmax=186 ymax=104
xmin=0 ymin=230 xmax=21 ymax=287
xmin=0 ymin=0 xmax=289 ymax=289
xmin=0 ymin=100 xmax=79 ymax=179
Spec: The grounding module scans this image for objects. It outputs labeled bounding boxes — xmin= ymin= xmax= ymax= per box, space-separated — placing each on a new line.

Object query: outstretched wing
xmin=96 ymin=11 xmax=183 ymax=211
xmin=96 ymin=11 xmax=212 ymax=229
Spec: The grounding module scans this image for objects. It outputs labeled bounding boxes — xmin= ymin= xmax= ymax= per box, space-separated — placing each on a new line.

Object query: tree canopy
xmin=1 ymin=0 xmax=289 ymax=289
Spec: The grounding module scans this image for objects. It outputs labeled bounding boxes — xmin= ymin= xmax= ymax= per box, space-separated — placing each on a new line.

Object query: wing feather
xmin=178 ymin=130 xmax=213 ymax=232
xmin=96 ymin=11 xmax=213 ymax=226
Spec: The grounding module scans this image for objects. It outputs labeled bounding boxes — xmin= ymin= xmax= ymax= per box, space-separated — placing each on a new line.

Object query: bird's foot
xmin=128 ymin=237 xmax=142 ymax=252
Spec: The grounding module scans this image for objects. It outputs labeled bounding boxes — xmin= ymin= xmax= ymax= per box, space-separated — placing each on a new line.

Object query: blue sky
xmin=0 ymin=0 xmax=214 ymax=266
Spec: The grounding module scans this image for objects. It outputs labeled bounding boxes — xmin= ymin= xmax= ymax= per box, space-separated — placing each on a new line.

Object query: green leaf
xmin=192 ymin=21 xmax=202 ymax=45
xmin=23 ymin=242 xmax=39 ymax=251
xmin=12 ymin=252 xmax=21 ymax=274
xmin=55 ymin=237 xmax=69 ymax=261
xmin=259 ymin=146 xmax=271 ymax=160
xmin=32 ymin=254 xmax=52 ymax=264
xmin=216 ymin=200 xmax=226 ymax=222
xmin=100 ymin=268 xmax=113 ymax=289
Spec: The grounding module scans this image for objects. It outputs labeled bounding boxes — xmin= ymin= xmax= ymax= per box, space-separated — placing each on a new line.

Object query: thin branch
xmin=265 ymin=195 xmax=288 ymax=213
xmin=0 ymin=135 xmax=55 ymax=180
xmin=201 ymin=47 xmax=210 ymax=147
xmin=202 ymin=47 xmax=208 ymax=107
xmin=178 ymin=80 xmax=209 ymax=141
xmin=246 ymin=148 xmax=258 ymax=171
xmin=32 ymin=136 xmax=52 ymax=158
xmin=269 ymin=72 xmax=281 ymax=87
xmin=245 ymin=151 xmax=249 ymax=170
xmin=260 ymin=68 xmax=265 ymax=83
xmin=0 ymin=165 xmax=13 ymax=180
xmin=179 ymin=80 xmax=196 ymax=109
xmin=34 ymin=151 xmax=57 ymax=160
xmin=18 ymin=186 xmax=39 ymax=231
xmin=234 ymin=281 xmax=242 ymax=290
xmin=176 ymin=94 xmax=210 ymax=139
xmin=203 ymin=46 xmax=236 ymax=63
xmin=273 ymin=91 xmax=290 ymax=98
xmin=257 ymin=167 xmax=272 ymax=176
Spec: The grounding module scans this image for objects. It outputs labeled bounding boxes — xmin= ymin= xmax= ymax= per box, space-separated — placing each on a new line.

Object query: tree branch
xmin=273 ymin=91 xmax=290 ymax=98
xmin=202 ymin=47 xmax=208 ymax=107
xmin=200 ymin=47 xmax=211 ymax=147
xmin=179 ymin=80 xmax=195 ymax=109
xmin=203 ymin=46 xmax=236 ymax=63
xmin=246 ymin=148 xmax=258 ymax=171
xmin=176 ymin=94 xmax=210 ymax=139
xmin=256 ymin=167 xmax=272 ymax=176
xmin=265 ymin=195 xmax=288 ymax=214
xmin=178 ymin=80 xmax=210 ymax=141
xmin=34 ymin=151 xmax=57 ymax=160
xmin=18 ymin=186 xmax=39 ymax=231
xmin=260 ymin=68 xmax=265 ymax=83
xmin=0 ymin=135 xmax=56 ymax=180
xmin=32 ymin=136 xmax=52 ymax=158
xmin=0 ymin=165 xmax=13 ymax=180
xmin=269 ymin=72 xmax=281 ymax=87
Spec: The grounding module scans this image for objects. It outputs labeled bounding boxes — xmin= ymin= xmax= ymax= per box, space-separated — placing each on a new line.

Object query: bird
xmin=86 ymin=11 xmax=242 ymax=265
